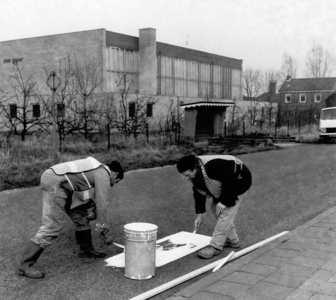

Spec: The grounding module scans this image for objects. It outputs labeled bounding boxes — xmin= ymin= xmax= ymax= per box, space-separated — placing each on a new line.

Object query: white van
xmin=319 ymin=107 xmax=336 ymax=142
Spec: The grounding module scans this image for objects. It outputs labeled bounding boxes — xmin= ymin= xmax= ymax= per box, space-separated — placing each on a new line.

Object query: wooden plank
xmin=129 ymin=231 xmax=289 ymax=300
xmin=212 ymin=251 xmax=235 ymax=272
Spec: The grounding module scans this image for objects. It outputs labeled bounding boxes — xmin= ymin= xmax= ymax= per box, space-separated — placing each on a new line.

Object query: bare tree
xmin=0 ymin=63 xmax=48 ymax=141
xmin=243 ymin=67 xmax=264 ymax=126
xmin=41 ymin=54 xmax=106 ymax=143
xmin=280 ymin=52 xmax=298 ymax=80
xmin=112 ymin=73 xmax=156 ymax=138
xmin=71 ymin=57 xmax=105 ymax=140
xmin=264 ymin=69 xmax=281 ymax=82
xmin=155 ymin=98 xmax=182 ymax=139
xmin=41 ymin=54 xmax=78 ymax=145
xmin=305 ymin=42 xmax=335 ymax=78
xmin=226 ymin=98 xmax=244 ymax=135
xmin=262 ymin=71 xmax=280 ymax=129
xmin=243 ymin=68 xmax=263 ymax=99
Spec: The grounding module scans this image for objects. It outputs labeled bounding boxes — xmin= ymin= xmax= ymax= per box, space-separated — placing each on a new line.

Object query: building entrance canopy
xmin=180 ymin=101 xmax=234 ymax=109
xmin=181 ymin=101 xmax=233 ymax=142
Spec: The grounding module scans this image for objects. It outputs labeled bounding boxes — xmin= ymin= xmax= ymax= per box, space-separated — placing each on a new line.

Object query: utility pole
xmin=47 ymin=71 xmax=61 ymax=164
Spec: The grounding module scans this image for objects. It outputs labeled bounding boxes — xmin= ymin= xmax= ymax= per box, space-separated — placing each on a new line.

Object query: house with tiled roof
xmin=279 ymin=76 xmax=336 ymax=111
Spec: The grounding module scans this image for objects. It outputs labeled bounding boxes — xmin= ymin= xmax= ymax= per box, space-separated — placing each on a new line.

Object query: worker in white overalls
xmin=177 ymin=154 xmax=252 ymax=259
xmin=18 ymin=156 xmax=124 ymax=279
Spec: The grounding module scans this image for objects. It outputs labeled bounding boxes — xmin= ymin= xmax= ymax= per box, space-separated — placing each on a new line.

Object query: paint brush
xmin=186 ymin=229 xmax=197 ymax=250
xmin=113 ymin=242 xmax=125 ymax=249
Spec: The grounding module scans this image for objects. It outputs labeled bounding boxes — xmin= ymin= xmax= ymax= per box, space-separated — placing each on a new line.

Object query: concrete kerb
xmin=287 ymin=205 xmax=336 ymax=237
xmin=170 ymin=205 xmax=336 ymax=299
xmin=273 ymin=143 xmax=302 ymax=147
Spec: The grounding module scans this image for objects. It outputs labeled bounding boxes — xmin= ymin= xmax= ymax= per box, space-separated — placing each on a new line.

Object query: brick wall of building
xmin=0 ymin=29 xmax=105 ymax=94
xmin=183 ymin=108 xmax=197 ymax=140
xmin=279 ymin=91 xmax=330 ymax=110
xmin=106 ymin=30 xmax=139 ymax=50
xmin=139 ymin=28 xmax=157 ymax=95
xmin=0 ymin=28 xmax=244 ymax=141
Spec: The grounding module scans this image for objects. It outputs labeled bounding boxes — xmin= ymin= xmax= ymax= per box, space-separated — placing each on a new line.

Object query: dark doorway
xmin=195 ymin=107 xmax=214 ymax=140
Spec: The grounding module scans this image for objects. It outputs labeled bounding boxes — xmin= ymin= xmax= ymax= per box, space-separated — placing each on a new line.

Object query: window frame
xmin=285 ymin=94 xmax=291 ymax=103
xmin=57 ymin=103 xmax=65 ymax=118
xmin=146 ymin=103 xmax=153 ymax=118
xmin=32 ymin=104 xmax=40 ymax=118
xmin=10 ymin=104 xmax=17 ymax=119
xmin=299 ymin=94 xmax=306 ymax=103
xmin=129 ymin=102 xmax=136 ymax=118
xmin=314 ymin=93 xmax=321 ymax=103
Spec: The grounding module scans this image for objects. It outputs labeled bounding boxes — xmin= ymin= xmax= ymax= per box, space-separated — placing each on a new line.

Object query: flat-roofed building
xmin=0 ymin=28 xmax=243 ymax=141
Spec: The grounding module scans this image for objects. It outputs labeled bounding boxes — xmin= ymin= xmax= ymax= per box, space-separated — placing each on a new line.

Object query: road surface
xmin=1 ymin=143 xmax=336 ymax=300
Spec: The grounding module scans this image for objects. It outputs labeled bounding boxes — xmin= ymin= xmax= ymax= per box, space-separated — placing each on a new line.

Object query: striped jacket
xmin=192 ymin=155 xmax=252 ymax=214
xmin=49 ymin=156 xmax=112 ymax=228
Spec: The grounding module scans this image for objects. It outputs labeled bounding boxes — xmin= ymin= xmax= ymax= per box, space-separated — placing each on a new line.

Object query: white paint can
xmin=124 ymin=222 xmax=158 ymax=280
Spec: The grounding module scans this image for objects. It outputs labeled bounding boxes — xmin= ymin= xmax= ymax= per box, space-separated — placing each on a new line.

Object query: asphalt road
xmin=1 ymin=143 xmax=336 ymax=300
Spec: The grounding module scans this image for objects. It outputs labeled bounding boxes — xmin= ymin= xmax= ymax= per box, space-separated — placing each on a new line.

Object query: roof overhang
xmin=279 ymin=90 xmax=333 ymax=93
xmin=180 ymin=101 xmax=234 ymax=108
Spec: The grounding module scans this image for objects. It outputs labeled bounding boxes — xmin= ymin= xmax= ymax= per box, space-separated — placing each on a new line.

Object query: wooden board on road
xmin=105 ymin=231 xmax=211 ymax=268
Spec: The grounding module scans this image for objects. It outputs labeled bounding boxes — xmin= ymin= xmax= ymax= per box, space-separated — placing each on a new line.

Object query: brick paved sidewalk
xmin=167 ymin=206 xmax=336 ymax=300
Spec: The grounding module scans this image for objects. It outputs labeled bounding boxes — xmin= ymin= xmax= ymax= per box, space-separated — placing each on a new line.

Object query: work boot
xmin=223 ymin=240 xmax=240 ymax=249
xmin=198 ymin=245 xmax=221 ymax=259
xmin=75 ymin=229 xmax=106 ymax=258
xmin=18 ymin=241 xmax=45 ymax=279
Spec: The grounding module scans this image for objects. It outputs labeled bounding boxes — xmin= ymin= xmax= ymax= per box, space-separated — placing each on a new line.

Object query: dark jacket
xmin=192 ymin=159 xmax=252 ymax=214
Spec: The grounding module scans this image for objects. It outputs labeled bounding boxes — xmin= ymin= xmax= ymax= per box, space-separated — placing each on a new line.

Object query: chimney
xmin=286 ymin=75 xmax=292 ymax=81
xmin=139 ymin=28 xmax=157 ymax=95
xmin=268 ymin=80 xmax=277 ymax=102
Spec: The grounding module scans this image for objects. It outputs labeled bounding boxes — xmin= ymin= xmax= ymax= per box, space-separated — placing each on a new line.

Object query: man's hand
xmin=194 ymin=214 xmax=203 ymax=230
xmin=100 ymin=228 xmax=113 ymax=245
xmin=216 ymin=202 xmax=226 ymax=217
xmin=87 ymin=205 xmax=97 ymax=221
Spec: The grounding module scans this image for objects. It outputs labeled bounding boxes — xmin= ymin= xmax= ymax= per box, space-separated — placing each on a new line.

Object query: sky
xmin=1 ymin=0 xmax=336 ymax=77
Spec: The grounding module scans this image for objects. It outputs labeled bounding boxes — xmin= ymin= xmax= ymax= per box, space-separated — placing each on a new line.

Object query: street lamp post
xmin=47 ymin=71 xmax=61 ymax=164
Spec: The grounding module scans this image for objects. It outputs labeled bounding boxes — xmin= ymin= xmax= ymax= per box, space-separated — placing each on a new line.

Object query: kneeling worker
xmin=18 ymin=156 xmax=124 ymax=279
xmin=177 ymin=154 xmax=252 ymax=259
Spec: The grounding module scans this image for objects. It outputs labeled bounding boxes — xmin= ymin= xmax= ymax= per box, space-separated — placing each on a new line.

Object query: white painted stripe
xmin=64 ymin=175 xmax=74 ymax=191
xmin=81 ymin=173 xmax=92 ymax=188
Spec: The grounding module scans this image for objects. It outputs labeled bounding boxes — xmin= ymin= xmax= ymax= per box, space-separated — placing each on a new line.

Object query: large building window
xmin=174 ymin=59 xmax=187 ymax=97
xmin=106 ymin=47 xmax=139 ymax=93
xmin=158 ymin=55 xmax=236 ymax=100
xmin=187 ymin=61 xmax=198 ymax=98
xmin=199 ymin=63 xmax=211 ymax=99
xmin=159 ymin=56 xmax=174 ymax=96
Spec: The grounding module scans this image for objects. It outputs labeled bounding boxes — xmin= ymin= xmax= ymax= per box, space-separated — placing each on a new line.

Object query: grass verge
xmin=0 ymin=138 xmax=278 ymax=191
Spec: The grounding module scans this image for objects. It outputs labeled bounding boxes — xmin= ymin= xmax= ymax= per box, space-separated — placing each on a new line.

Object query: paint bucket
xmin=124 ymin=222 xmax=158 ymax=280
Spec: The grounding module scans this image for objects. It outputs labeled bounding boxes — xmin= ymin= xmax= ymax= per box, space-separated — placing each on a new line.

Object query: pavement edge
xmin=167 ymin=205 xmax=336 ymax=299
